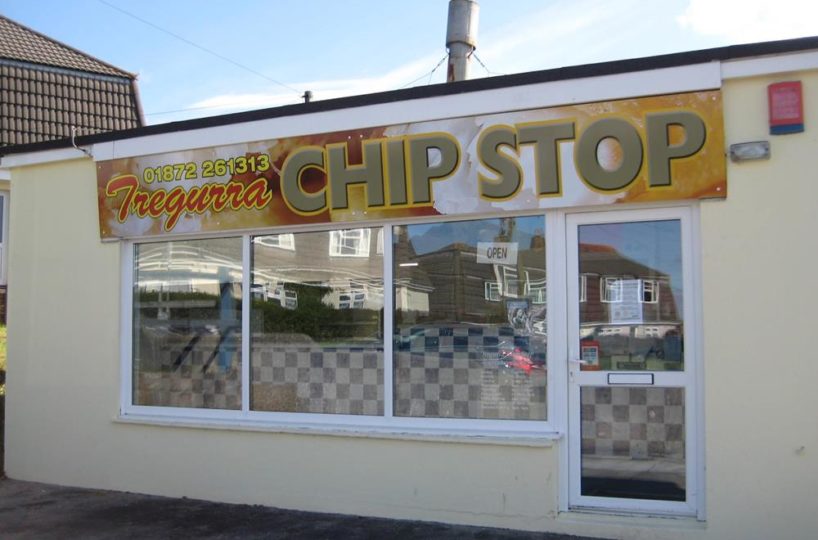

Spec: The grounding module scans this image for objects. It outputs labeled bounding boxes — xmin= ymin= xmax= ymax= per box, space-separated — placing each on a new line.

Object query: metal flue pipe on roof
xmin=446 ymin=0 xmax=479 ymax=82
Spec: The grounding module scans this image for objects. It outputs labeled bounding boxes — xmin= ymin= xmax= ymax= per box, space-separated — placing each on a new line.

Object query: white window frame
xmin=641 ymin=278 xmax=660 ymax=304
xmin=600 ymin=276 xmax=623 ymax=303
xmin=525 ymin=272 xmax=547 ymax=305
xmin=484 ymin=281 xmax=502 ymax=301
xmin=329 ymin=228 xmax=371 ymax=257
xmin=120 ymin=219 xmax=559 ymax=440
xmin=253 ymin=233 xmax=295 ymax=250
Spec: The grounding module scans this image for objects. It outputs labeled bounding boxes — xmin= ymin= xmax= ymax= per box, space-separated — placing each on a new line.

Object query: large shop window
xmin=127 ymin=217 xmax=550 ymax=431
xmin=133 ymin=238 xmax=243 ymax=409
xmin=393 ymin=217 xmax=547 ymax=420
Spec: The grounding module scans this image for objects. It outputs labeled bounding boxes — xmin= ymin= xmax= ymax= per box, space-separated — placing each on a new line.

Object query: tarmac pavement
xmin=0 ymin=477 xmax=610 ymax=540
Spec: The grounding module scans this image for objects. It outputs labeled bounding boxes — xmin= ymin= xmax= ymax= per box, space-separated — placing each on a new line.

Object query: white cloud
xmin=174 ymin=51 xmax=449 ymax=120
xmin=475 ymin=0 xmax=642 ymax=75
xmin=678 ymin=0 xmax=818 ymax=42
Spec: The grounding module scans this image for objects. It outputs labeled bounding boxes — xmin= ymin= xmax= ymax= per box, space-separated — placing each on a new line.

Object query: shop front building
xmin=2 ymin=38 xmax=817 ymax=539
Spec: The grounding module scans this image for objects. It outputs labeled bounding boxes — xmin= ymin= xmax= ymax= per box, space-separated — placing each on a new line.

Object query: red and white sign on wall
xmin=768 ymin=81 xmax=804 ymax=135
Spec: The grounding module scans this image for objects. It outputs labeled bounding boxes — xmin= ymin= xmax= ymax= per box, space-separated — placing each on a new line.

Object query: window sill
xmin=558 ymin=508 xmax=705 ymax=528
xmin=114 ymin=413 xmax=561 ymax=447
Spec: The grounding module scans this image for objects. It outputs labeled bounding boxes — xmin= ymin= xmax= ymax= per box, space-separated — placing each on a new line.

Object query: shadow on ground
xmin=0 ymin=478 xmax=610 ymax=540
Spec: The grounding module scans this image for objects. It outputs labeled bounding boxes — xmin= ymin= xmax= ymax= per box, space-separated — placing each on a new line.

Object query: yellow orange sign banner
xmin=96 ymin=91 xmax=725 ymax=239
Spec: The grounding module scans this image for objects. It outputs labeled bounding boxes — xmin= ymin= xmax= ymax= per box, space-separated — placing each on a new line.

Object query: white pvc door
xmin=566 ymin=207 xmax=698 ymax=516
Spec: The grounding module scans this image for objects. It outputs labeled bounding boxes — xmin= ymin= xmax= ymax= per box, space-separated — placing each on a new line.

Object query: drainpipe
xmin=446 ymin=0 xmax=479 ymax=82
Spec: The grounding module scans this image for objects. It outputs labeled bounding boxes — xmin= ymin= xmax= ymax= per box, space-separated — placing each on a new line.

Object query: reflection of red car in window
xmin=499 ymin=346 xmax=544 ymax=375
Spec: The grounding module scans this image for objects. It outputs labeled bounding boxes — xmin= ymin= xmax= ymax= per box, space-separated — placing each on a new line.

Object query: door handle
xmin=568 ymin=359 xmax=587 ymax=381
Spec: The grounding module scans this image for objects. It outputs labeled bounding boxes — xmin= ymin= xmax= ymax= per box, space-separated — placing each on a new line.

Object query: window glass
xmin=578 ymin=220 xmax=683 ymax=371
xmin=133 ymin=238 xmax=242 ymax=409
xmin=251 ymin=229 xmax=384 ymax=415
xmin=393 ymin=216 xmax=547 ymax=420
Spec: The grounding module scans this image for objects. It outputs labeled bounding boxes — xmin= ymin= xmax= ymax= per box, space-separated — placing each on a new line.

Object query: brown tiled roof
xmin=0 ymin=15 xmax=143 ymax=147
xmin=0 ymin=15 xmax=133 ymax=77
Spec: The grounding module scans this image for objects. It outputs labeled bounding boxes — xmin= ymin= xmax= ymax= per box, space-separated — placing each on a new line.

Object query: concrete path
xmin=0 ymin=477 xmax=608 ymax=539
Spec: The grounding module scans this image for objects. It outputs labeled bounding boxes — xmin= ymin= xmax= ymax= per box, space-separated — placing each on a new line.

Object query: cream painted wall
xmin=5 ymin=68 xmax=818 ymax=540
xmin=698 ymin=70 xmax=818 ymax=540
xmin=3 ymin=158 xmax=561 ymax=533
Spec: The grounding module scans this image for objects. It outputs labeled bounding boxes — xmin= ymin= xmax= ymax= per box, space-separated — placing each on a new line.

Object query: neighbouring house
xmin=0 ymin=14 xmax=143 ymax=320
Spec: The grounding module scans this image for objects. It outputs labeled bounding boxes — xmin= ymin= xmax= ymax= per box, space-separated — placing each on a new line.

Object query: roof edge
xmin=3 ymin=34 xmax=818 ymax=157
xmin=0 ymin=14 xmax=137 ymax=79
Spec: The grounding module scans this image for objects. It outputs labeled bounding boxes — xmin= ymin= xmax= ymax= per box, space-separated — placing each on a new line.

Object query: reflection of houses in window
xmin=579 ymin=242 xmax=681 ymax=351
xmin=253 ymin=234 xmax=295 ymax=250
xmin=330 ymin=229 xmax=371 ymax=257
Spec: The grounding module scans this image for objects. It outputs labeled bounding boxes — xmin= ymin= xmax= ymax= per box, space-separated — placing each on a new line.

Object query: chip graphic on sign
xmin=476 ymin=242 xmax=519 ymax=265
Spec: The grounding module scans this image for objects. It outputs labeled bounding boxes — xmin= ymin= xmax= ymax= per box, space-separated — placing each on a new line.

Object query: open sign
xmin=476 ymin=242 xmax=518 ymax=265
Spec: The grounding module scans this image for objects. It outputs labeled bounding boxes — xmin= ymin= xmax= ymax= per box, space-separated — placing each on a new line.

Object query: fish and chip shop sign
xmin=96 ymin=91 xmax=726 ymax=240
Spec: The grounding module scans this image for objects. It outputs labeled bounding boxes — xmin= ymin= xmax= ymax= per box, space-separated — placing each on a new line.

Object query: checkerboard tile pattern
xmin=394 ymin=326 xmax=547 ymax=420
xmin=251 ymin=346 xmax=384 ymax=415
xmin=135 ymin=338 xmax=242 ymax=410
xmin=134 ymin=325 xmax=545 ymax=420
xmin=581 ymin=387 xmax=684 ymax=460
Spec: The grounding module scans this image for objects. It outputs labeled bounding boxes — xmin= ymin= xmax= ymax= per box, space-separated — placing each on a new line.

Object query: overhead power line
xmin=97 ymin=0 xmax=303 ymax=95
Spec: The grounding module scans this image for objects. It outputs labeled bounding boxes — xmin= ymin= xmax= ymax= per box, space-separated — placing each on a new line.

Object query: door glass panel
xmin=578 ymin=220 xmax=683 ymax=371
xmin=581 ymin=386 xmax=685 ymax=501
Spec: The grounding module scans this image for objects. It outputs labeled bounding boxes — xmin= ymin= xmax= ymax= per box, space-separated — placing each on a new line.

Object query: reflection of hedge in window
xmin=252 ymin=229 xmax=384 ymax=416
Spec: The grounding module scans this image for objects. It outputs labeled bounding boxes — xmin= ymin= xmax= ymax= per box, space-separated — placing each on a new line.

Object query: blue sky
xmin=2 ymin=0 xmax=817 ymax=124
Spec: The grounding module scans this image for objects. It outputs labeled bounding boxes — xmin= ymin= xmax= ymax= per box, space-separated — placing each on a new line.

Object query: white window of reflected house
xmin=600 ymin=276 xmax=623 ymax=303
xmin=525 ymin=272 xmax=546 ymax=305
xmin=641 ymin=279 xmax=659 ymax=303
xmin=579 ymin=274 xmax=587 ymax=303
xmin=330 ymin=229 xmax=371 ymax=257
xmin=253 ymin=233 xmax=295 ymax=250
xmin=500 ymin=265 xmax=520 ymax=297
xmin=484 ymin=281 xmax=502 ymax=301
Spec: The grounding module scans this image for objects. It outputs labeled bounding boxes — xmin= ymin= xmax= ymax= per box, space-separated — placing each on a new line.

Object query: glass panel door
xmin=566 ymin=208 xmax=697 ymax=516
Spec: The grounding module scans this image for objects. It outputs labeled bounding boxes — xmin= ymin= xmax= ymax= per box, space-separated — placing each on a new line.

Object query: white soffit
xmin=722 ymin=50 xmax=818 ymax=80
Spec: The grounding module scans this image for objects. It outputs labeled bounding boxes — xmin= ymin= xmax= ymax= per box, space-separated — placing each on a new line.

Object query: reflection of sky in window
xmin=579 ymin=220 xmax=683 ymax=312
xmin=404 ymin=216 xmax=545 ymax=256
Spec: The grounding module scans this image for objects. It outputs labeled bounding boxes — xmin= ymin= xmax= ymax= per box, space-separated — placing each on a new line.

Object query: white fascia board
xmin=0 ymin=147 xmax=90 ymax=169
xmin=94 ymin=62 xmax=721 ymax=162
xmin=0 ymin=168 xmax=10 ymax=180
xmin=722 ymin=50 xmax=818 ymax=80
